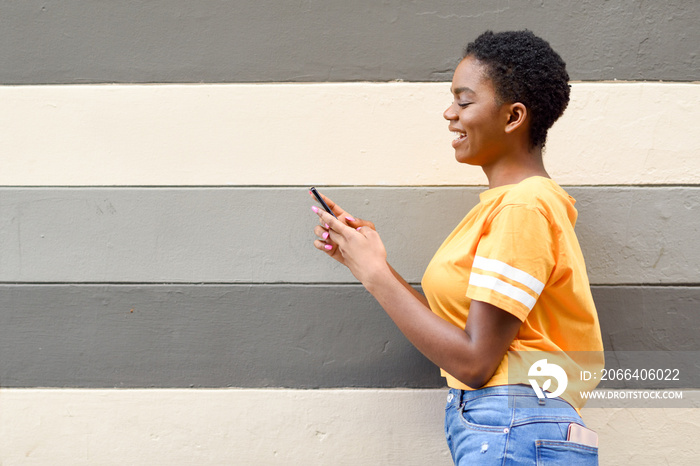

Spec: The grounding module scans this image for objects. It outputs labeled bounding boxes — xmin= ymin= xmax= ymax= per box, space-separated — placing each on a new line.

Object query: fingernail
xmin=322 ymin=232 xmax=329 ymax=240
xmin=345 ymin=216 xmax=355 ymax=222
xmin=356 ymin=227 xmax=362 ymax=231
xmin=324 ymin=244 xmax=333 ymax=250
xmin=324 ymin=223 xmax=329 ymax=229
xmin=311 ymin=206 xmax=319 ymax=213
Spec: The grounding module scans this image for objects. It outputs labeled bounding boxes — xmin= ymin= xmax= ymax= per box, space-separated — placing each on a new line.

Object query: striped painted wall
xmin=1 ymin=1 xmax=699 ymax=464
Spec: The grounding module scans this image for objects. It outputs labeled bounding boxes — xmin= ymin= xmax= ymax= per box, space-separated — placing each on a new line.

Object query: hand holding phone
xmin=309 ymin=187 xmax=338 ymax=218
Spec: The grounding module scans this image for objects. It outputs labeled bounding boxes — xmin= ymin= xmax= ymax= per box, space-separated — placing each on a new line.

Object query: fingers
xmin=312 ymin=206 xmax=369 ymax=260
xmin=344 ymin=216 xmax=376 ymax=230
xmin=312 ymin=211 xmax=341 ymax=254
xmin=309 ymin=193 xmax=377 ymax=268
xmin=311 ymin=206 xmax=350 ymax=236
xmin=313 ymin=225 xmax=334 ymax=252
xmin=313 ymin=224 xmax=329 ymax=240
xmin=309 ymin=190 xmax=345 ymax=219
xmin=317 ymin=191 xmax=342 ymax=216
xmin=307 ymin=190 xmax=377 ymax=232
xmin=313 ymin=238 xmax=334 ymax=252
xmin=309 ymin=190 xmax=371 ymax=227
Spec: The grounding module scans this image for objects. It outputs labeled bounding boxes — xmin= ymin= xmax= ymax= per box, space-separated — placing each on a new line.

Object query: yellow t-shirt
xmin=421 ymin=176 xmax=603 ymax=409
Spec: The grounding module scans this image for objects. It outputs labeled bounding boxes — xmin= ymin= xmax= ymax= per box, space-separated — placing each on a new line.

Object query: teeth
xmin=453 ymin=132 xmax=466 ymax=141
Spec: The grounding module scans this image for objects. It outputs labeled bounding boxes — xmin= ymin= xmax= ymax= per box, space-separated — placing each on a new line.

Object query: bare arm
xmin=313 ymin=207 xmax=522 ymax=388
xmin=364 ymin=265 xmax=522 ymax=388
xmin=387 ymin=263 xmax=430 ymax=308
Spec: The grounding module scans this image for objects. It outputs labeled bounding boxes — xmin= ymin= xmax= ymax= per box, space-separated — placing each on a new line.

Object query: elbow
xmin=452 ymin=365 xmax=496 ymax=390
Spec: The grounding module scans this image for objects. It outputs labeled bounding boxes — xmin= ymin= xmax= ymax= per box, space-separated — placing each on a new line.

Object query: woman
xmin=311 ymin=30 xmax=603 ymax=464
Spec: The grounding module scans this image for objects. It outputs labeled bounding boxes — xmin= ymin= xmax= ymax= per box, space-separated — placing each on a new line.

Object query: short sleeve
xmin=466 ymin=205 xmax=555 ymax=321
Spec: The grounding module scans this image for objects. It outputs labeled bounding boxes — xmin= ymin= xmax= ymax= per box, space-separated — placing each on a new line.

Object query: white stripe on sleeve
xmin=472 ymin=256 xmax=545 ymax=295
xmin=468 ymin=272 xmax=538 ymax=310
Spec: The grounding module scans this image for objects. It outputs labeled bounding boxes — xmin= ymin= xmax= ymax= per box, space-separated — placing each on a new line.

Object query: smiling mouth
xmin=452 ymin=132 xmax=467 ymax=144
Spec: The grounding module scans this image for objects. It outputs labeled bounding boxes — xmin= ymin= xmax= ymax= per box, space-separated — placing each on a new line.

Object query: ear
xmin=504 ymin=102 xmax=528 ymax=135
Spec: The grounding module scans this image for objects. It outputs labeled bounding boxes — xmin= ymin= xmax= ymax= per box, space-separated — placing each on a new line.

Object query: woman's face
xmin=444 ymin=56 xmax=509 ymax=167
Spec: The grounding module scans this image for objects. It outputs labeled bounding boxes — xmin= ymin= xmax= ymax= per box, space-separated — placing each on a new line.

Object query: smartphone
xmin=309 ymin=187 xmax=337 ymax=218
xmin=567 ymin=423 xmax=598 ymax=448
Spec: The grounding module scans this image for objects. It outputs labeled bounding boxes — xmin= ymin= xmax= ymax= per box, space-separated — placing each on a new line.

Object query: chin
xmin=454 ymin=153 xmax=481 ymax=166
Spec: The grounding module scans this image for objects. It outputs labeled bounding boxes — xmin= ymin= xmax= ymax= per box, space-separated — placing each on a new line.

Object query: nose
xmin=443 ymin=103 xmax=457 ymax=121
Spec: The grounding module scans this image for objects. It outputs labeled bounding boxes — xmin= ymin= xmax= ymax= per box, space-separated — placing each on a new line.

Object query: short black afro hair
xmin=464 ymin=30 xmax=570 ymax=148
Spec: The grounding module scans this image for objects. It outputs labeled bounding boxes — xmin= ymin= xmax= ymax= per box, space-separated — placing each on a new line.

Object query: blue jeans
xmin=444 ymin=385 xmax=598 ymax=465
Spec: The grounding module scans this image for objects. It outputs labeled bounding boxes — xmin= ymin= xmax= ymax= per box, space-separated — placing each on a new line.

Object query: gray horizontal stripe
xmin=0 ymin=187 xmax=698 ymax=285
xmin=0 ymin=285 xmax=697 ymax=388
xmin=1 ymin=1 xmax=697 ymax=84
xmin=0 ymin=284 xmax=441 ymax=388
xmin=593 ymin=286 xmax=700 ymax=352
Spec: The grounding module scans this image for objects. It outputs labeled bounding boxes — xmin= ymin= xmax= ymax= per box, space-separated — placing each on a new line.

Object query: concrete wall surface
xmin=1 ymin=1 xmax=698 ymax=465
xmin=1 ymin=1 xmax=697 ymax=83
xmin=1 ymin=389 xmax=698 ymax=465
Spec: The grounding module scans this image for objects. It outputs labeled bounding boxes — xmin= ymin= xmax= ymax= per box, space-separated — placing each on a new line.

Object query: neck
xmin=483 ymin=145 xmax=548 ymax=189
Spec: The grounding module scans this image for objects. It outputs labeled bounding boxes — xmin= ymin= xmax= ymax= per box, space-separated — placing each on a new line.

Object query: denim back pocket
xmin=535 ymin=440 xmax=598 ymax=465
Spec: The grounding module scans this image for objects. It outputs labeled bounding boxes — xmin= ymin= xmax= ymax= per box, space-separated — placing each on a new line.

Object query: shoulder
xmin=495 ymin=177 xmax=574 ymax=222
xmin=502 ymin=177 xmax=566 ymax=204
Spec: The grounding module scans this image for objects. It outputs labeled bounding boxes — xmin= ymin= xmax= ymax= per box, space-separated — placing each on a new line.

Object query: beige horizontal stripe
xmin=1 ymin=388 xmax=698 ymax=465
xmin=0 ymin=82 xmax=697 ymax=186
xmin=0 ymin=388 xmax=451 ymax=465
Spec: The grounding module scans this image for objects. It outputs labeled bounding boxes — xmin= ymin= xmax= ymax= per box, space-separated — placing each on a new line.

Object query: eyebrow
xmin=451 ymin=86 xmax=475 ymax=96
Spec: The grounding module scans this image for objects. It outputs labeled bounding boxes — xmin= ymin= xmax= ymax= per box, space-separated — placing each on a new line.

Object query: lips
xmin=452 ymin=131 xmax=467 ymax=148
